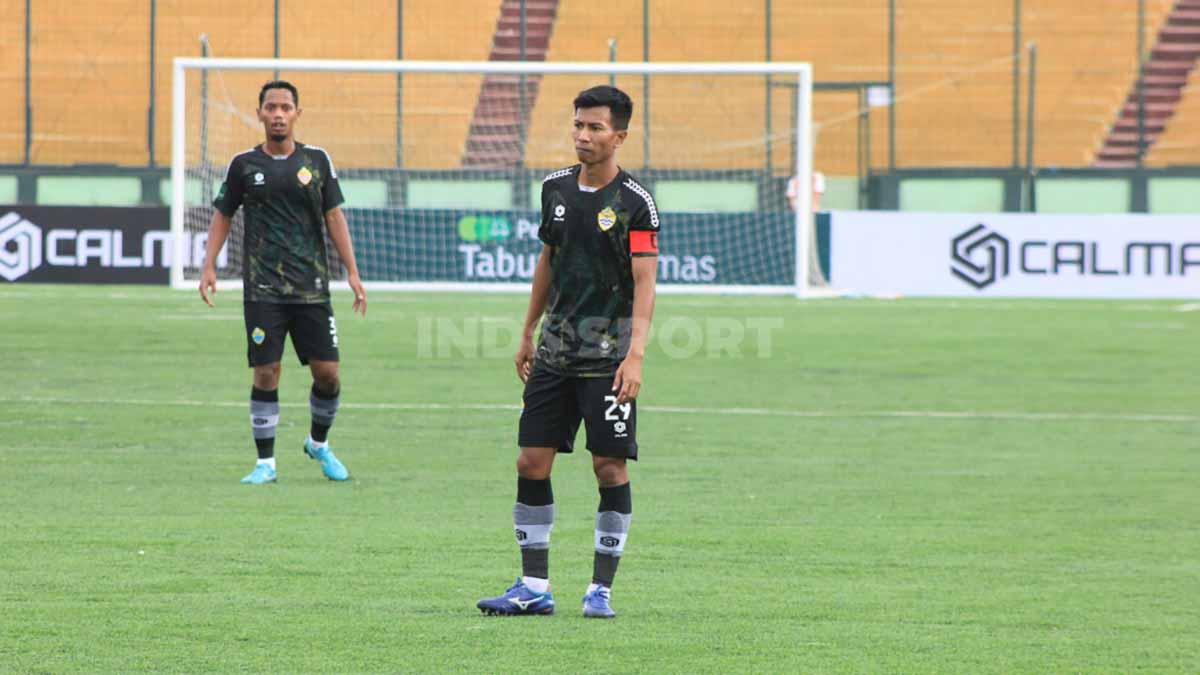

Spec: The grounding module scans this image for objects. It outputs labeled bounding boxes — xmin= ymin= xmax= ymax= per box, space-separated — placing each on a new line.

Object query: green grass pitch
xmin=1 ymin=285 xmax=1197 ymax=672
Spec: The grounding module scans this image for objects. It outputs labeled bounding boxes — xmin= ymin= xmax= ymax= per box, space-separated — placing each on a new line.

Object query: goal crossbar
xmin=175 ymin=58 xmax=813 ymax=76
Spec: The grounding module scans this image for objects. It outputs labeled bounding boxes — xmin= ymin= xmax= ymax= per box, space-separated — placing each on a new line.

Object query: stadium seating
xmin=392 ymin=1 xmax=498 ymax=170
xmin=2 ymin=1 xmax=497 ymax=169
xmin=529 ymin=1 xmax=803 ymax=171
xmin=2 ymin=0 xmax=1191 ymax=173
xmin=153 ymin=0 xmax=280 ymax=169
xmin=883 ymin=0 xmax=1174 ymax=168
xmin=28 ymin=0 xmax=151 ymax=166
xmin=1026 ymin=0 xmax=1174 ymax=168
xmin=462 ymin=0 xmax=559 ymax=168
xmin=0 ymin=2 xmax=25 ymax=165
xmin=153 ymin=0 xmax=496 ymax=170
xmin=769 ymin=2 xmax=890 ymax=176
xmin=529 ymin=0 xmax=1179 ymax=174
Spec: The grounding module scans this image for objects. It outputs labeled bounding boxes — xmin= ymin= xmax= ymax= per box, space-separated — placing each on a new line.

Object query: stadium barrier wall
xmin=8 ymin=166 xmax=1200 ymax=216
xmin=829 ymin=210 xmax=1200 ymax=299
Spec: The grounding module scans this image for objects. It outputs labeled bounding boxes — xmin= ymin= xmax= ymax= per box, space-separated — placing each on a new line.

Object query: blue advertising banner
xmin=346 ymin=208 xmax=797 ymax=286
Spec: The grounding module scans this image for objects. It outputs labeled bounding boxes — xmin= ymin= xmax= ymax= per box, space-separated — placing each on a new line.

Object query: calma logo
xmin=951 ymin=224 xmax=1010 ymax=290
xmin=0 ymin=212 xmax=43 ymax=281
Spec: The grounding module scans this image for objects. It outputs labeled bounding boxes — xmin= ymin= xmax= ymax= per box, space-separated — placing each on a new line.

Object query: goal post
xmin=171 ymin=58 xmax=815 ymax=297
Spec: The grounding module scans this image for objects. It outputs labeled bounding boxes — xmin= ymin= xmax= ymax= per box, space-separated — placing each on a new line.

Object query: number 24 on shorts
xmin=604 ymin=395 xmax=632 ymax=421
xmin=604 ymin=395 xmax=632 ymax=435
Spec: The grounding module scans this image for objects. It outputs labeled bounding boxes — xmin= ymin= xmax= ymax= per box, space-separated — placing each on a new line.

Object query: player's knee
xmin=592 ymin=457 xmax=628 ymax=485
xmin=253 ymin=362 xmax=281 ymax=389
xmin=516 ymin=451 xmax=552 ymax=479
xmin=314 ymin=372 xmax=339 ymax=395
xmin=310 ymin=363 xmax=339 ymax=394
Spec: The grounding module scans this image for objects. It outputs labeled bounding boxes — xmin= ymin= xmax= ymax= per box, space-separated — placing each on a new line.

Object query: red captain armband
xmin=630 ymin=230 xmax=659 ymax=255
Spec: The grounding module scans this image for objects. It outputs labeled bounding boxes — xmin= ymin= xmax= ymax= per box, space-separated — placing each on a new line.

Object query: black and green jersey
xmin=213 ymin=142 xmax=344 ymax=304
xmin=536 ymin=165 xmax=660 ymax=376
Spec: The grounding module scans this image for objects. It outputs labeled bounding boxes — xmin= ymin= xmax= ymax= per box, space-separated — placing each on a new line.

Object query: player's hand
xmin=349 ymin=274 xmax=367 ymax=316
xmin=515 ymin=338 xmax=536 ymax=383
xmin=612 ymin=354 xmax=643 ymax=405
xmin=199 ymin=267 xmax=217 ymax=307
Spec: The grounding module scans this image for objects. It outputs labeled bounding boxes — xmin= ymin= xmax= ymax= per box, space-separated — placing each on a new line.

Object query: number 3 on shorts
xmin=328 ymin=316 xmax=339 ymax=348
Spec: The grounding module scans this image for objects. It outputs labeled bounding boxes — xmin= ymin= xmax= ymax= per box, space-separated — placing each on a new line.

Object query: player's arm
xmin=517 ymin=180 xmax=561 ymax=382
xmin=317 ymin=150 xmax=365 ymax=315
xmin=199 ymin=211 xmax=232 ymax=307
xmin=203 ymin=155 xmax=245 ymax=307
xmin=515 ymin=245 xmax=553 ymax=383
xmin=324 ymin=206 xmax=366 ymax=316
xmin=613 ymin=256 xmax=657 ymax=404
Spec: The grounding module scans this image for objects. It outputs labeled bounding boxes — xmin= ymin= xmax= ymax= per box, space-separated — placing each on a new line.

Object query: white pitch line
xmin=4 ymin=396 xmax=1196 ymax=424
xmin=160 ymin=314 xmax=242 ymax=321
xmin=0 ymin=289 xmax=1188 ymax=314
xmin=647 ymin=406 xmax=1197 ymax=423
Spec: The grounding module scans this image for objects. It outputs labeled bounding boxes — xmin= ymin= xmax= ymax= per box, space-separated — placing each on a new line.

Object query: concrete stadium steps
xmin=462 ymin=0 xmax=560 ymax=168
xmin=1145 ymin=67 xmax=1200 ymax=164
xmin=1096 ymin=0 xmax=1200 ymax=166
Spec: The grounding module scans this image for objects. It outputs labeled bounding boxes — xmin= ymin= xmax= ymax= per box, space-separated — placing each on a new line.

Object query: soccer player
xmin=198 ymin=80 xmax=367 ymax=485
xmin=477 ymin=86 xmax=659 ymax=619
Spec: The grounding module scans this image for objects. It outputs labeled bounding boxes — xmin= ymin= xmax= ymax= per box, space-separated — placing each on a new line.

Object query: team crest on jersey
xmin=297 ymin=166 xmax=313 ymax=186
xmin=597 ymin=206 xmax=617 ymax=232
xmin=251 ymin=327 xmax=266 ymax=345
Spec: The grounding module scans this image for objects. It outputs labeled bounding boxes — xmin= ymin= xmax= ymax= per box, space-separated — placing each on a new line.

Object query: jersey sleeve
xmin=212 ymin=155 xmax=244 ymax=217
xmin=627 ymin=184 xmax=660 ymax=257
xmin=319 ymin=150 xmax=345 ymax=212
xmin=538 ymin=181 xmax=560 ymax=247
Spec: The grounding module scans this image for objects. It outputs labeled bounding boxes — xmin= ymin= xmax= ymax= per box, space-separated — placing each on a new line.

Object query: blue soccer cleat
xmin=477 ymin=578 xmax=555 ymax=616
xmin=240 ymin=464 xmax=277 ymax=485
xmin=304 ymin=439 xmax=349 ymax=481
xmin=582 ymin=586 xmax=616 ymax=619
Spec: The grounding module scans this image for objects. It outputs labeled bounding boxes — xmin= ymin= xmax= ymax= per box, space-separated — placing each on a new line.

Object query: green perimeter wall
xmin=2 ymin=171 xmax=1200 ymax=213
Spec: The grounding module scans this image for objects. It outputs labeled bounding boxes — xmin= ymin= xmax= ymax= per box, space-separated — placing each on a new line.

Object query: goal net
xmin=171 ymin=59 xmax=815 ymax=296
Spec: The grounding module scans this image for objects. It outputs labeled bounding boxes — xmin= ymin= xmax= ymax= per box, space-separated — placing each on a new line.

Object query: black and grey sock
xmin=593 ymin=482 xmax=632 ymax=587
xmin=250 ymin=387 xmax=279 ymax=461
xmin=514 ymin=477 xmax=555 ymax=584
xmin=309 ymin=383 xmax=340 ymax=444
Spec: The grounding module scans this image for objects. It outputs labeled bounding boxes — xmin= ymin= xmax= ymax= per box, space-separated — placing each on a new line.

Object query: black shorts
xmin=518 ymin=362 xmax=638 ymax=459
xmin=244 ymin=301 xmax=340 ymax=367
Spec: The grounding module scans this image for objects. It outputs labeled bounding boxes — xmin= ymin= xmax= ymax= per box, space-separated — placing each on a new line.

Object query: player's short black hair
xmin=573 ymin=86 xmax=633 ymax=131
xmin=259 ymin=80 xmax=299 ymax=107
